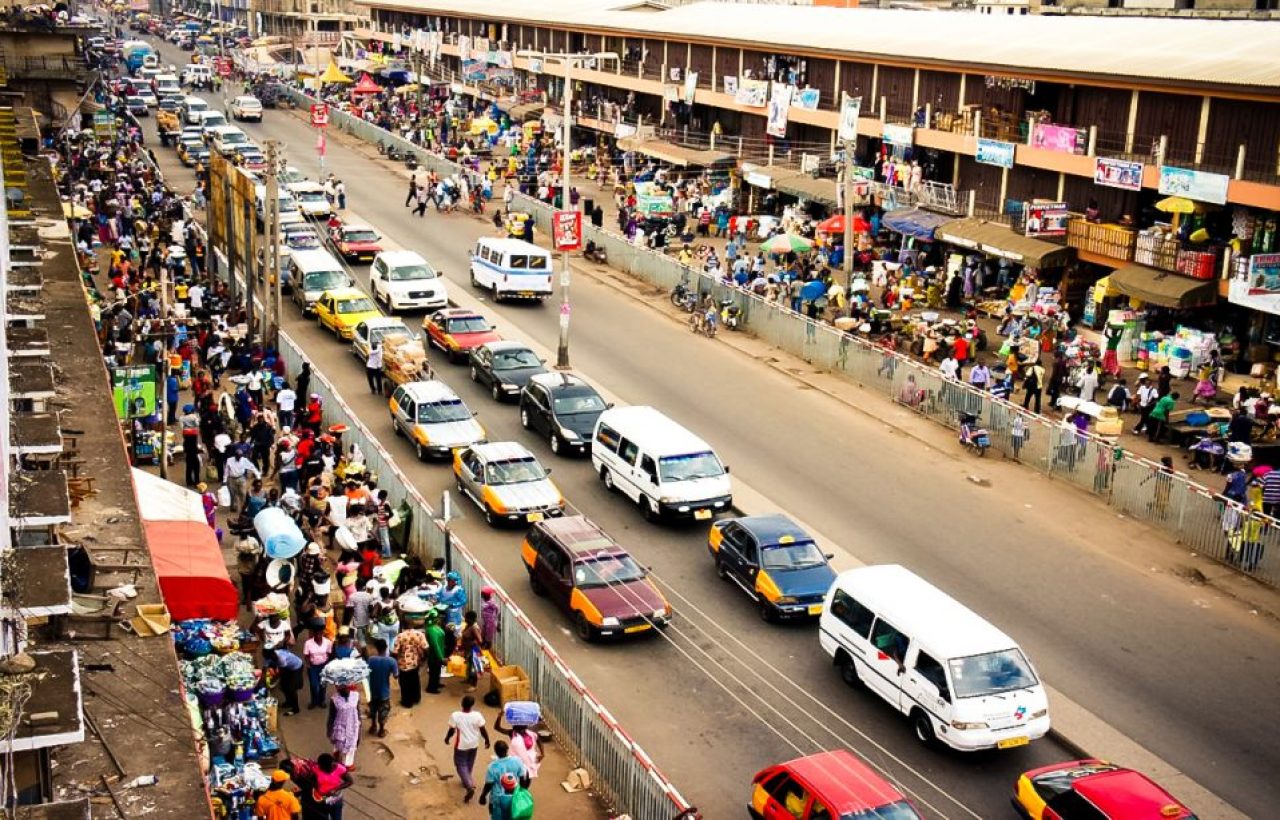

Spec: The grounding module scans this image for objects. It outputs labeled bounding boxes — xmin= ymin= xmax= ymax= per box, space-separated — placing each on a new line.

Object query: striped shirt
xmin=1262 ymin=470 xmax=1280 ymax=504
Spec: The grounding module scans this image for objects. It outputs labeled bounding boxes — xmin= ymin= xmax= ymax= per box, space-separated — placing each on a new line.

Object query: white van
xmin=183 ymin=63 xmax=213 ymax=88
xmin=370 ymin=250 xmax=448 ymax=312
xmin=288 ymin=249 xmax=352 ymax=313
xmin=208 ymin=125 xmax=250 ymax=156
xmin=469 ymin=237 xmax=552 ymax=301
xmin=195 ymin=109 xmax=228 ymax=134
xmin=819 ymin=564 xmax=1051 ymax=752
xmin=181 ymin=95 xmax=209 ymax=125
xmin=154 ymin=73 xmax=181 ymax=98
xmin=591 ymin=406 xmax=731 ymax=521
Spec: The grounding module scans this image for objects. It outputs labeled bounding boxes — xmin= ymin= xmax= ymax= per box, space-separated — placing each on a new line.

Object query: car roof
xmin=1072 ymin=768 xmax=1194 ymax=818
xmin=341 ymin=223 xmax=376 ymax=232
xmin=732 ymin=514 xmax=813 ymax=547
xmin=437 ymin=308 xmax=485 ymax=320
xmin=777 ymin=750 xmax=907 ymax=814
xmin=528 ymin=372 xmax=593 ymax=391
xmin=477 ymin=237 xmax=549 ymax=254
xmin=377 ymin=249 xmax=428 ymax=266
xmin=470 ymin=441 xmax=536 ymax=463
xmin=234 ymin=95 xmax=259 ymax=102
xmin=595 ymin=406 xmax=712 ymax=455
xmin=288 ymin=181 xmax=325 ymax=192
xmin=536 ymin=515 xmax=623 ymax=557
xmin=830 ymin=565 xmax=1021 ymax=658
xmin=482 ymin=340 xmax=531 ymax=353
xmin=362 ymin=316 xmax=410 ymax=329
xmin=400 ymin=380 xmax=461 ymax=402
xmin=319 ymin=287 xmax=368 ymax=300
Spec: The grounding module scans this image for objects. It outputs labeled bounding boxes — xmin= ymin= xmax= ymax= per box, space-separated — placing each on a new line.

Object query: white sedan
xmin=229 ymin=95 xmax=263 ymax=122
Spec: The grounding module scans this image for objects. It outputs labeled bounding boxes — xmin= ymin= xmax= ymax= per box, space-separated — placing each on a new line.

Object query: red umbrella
xmin=351 ymin=73 xmax=382 ymax=95
xmin=816 ymin=214 xmax=870 ymax=235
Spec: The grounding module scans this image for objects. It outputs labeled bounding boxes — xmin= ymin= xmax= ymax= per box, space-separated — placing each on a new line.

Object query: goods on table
xmin=253 ymin=592 xmax=290 ymax=619
xmin=1135 ymin=227 xmax=1179 ymax=272
xmin=1134 ymin=326 xmax=1217 ymax=377
xmin=320 ymin=657 xmax=370 ymax=686
xmin=1176 ymin=247 xmax=1218 ymax=280
xmin=383 ymin=333 xmax=429 ymax=385
xmin=1066 ymin=219 xmax=1137 ymax=262
xmin=174 ymin=618 xmax=248 ymax=656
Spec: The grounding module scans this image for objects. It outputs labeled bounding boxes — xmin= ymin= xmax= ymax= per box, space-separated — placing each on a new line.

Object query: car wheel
xmin=415 ymin=441 xmax=426 ymax=460
xmin=391 ymin=416 xmax=402 ymax=436
xmin=484 ymin=505 xmax=498 ymax=527
xmin=491 ymin=382 xmax=502 ymax=402
xmin=912 ymin=710 xmax=937 ymax=747
xmin=838 ymin=652 xmax=862 ymax=689
xmin=549 ymin=431 xmax=560 ymax=455
xmin=529 ymin=572 xmax=546 ymax=597
xmin=520 ymin=408 xmax=531 ymax=429
xmin=574 ymin=611 xmax=595 ymax=642
xmin=640 ymin=497 xmax=658 ymax=522
xmin=757 ymin=598 xmax=778 ymax=624
xmin=470 ymin=365 xmax=480 ymax=382
xmin=470 ymin=269 xmax=479 ymax=288
xmin=714 ymin=557 xmax=729 ymax=580
xmin=601 ymin=468 xmax=616 ymax=492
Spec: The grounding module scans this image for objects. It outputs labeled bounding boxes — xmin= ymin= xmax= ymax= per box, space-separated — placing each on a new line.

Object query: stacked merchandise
xmin=1135 ymin=227 xmax=1179 ymax=272
xmin=1176 ymin=248 xmax=1218 ymax=280
xmin=174 ymin=619 xmax=281 ymax=820
xmin=1133 ymin=326 xmax=1218 ymax=377
xmin=383 ymin=332 xmax=430 ymax=387
xmin=1066 ymin=219 xmax=1137 ymax=261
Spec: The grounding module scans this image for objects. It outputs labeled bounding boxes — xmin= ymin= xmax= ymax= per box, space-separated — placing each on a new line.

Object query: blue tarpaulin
xmin=882 ymin=207 xmax=953 ymax=240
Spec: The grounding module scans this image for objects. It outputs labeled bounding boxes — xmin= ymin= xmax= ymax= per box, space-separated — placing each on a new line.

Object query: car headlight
xmin=559 ymin=427 xmax=579 ymax=440
xmin=601 ymin=617 xmax=620 ymax=627
xmin=659 ymin=496 xmax=679 ymax=505
xmin=951 ymin=720 xmax=989 ymax=730
xmin=1030 ymin=709 xmax=1048 ymax=720
xmin=651 ymin=609 xmax=666 ymax=620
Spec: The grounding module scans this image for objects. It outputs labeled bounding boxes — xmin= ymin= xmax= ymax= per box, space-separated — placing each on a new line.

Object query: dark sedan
xmin=519 ymin=372 xmax=609 ymax=456
xmin=469 ymin=341 xmax=547 ymax=402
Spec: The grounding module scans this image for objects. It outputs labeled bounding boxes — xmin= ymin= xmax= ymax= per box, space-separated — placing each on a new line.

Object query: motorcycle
xmin=404 ymin=153 xmax=419 ymax=171
xmin=689 ymin=305 xmax=718 ymax=338
xmin=670 ymin=272 xmax=699 ymax=313
xmin=720 ymin=300 xmax=741 ymax=331
xmin=584 ymin=240 xmax=608 ymax=265
xmin=958 ymin=412 xmax=991 ymax=456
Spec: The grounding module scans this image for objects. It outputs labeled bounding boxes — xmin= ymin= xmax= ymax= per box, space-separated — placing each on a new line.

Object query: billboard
xmin=112 ymin=365 xmax=157 ymax=419
xmin=1024 ymin=202 xmax=1070 ymax=237
xmin=976 ymin=138 xmax=1016 ymax=169
xmin=1158 ymin=166 xmax=1230 ymax=205
xmin=1094 ymin=157 xmax=1144 ymax=192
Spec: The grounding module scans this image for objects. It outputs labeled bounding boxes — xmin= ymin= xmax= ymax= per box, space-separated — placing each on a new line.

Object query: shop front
xmin=934 ymin=217 xmax=1077 ymax=318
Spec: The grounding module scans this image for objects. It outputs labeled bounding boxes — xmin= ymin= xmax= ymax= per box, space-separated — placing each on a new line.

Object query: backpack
xmin=510 ymin=786 xmax=534 ymax=819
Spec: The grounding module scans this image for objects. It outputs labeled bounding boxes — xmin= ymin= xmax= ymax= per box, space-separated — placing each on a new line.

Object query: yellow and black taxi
xmin=709 ymin=514 xmax=836 ymax=623
xmin=750 ymin=750 xmax=922 ymax=820
xmin=453 ymin=442 xmax=564 ymax=527
xmin=521 ymin=515 xmax=672 ymax=642
xmin=1013 ymin=760 xmax=1197 ymax=820
xmin=313 ymin=287 xmax=383 ymax=340
xmin=389 ymin=380 xmax=485 ymax=460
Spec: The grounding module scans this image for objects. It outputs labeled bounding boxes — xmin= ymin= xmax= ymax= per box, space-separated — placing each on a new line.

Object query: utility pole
xmin=243 ymin=199 xmax=255 ymax=339
xmin=842 ymin=139 xmax=854 ymax=290
xmin=557 ymin=60 xmax=573 ymax=369
xmin=265 ymin=139 xmax=282 ymax=347
xmin=157 ymin=260 xmax=170 ymax=480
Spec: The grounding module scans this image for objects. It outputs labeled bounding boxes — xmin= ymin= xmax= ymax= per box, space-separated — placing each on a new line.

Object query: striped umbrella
xmin=761 ymin=232 xmax=813 ymax=255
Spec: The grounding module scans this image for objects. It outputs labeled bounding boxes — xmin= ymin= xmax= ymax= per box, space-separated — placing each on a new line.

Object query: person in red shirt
xmin=952 ymin=333 xmax=969 ymax=381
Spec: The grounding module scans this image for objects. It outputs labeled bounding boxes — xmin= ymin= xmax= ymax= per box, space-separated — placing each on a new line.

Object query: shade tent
xmin=1109 ymin=263 xmax=1218 ymax=309
xmin=935 ymin=218 xmax=1074 ymax=268
xmin=318 ymin=61 xmax=352 ymax=84
xmin=882 ymin=207 xmax=954 ymax=240
xmin=131 ymin=469 xmax=238 ymax=622
xmin=351 ymin=73 xmax=382 ymax=95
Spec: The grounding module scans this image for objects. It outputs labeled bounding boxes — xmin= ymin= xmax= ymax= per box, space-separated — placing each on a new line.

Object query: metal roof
xmin=360 ymin=0 xmax=1280 ymax=91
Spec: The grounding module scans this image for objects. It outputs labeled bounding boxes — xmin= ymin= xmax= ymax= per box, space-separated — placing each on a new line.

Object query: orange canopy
xmin=144 ymin=520 xmax=238 ymax=622
xmin=351 ymin=73 xmax=382 ymax=95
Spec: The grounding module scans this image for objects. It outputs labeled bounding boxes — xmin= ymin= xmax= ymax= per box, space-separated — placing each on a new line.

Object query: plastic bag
xmin=217 ymin=485 xmax=231 ymax=507
xmin=510 ymin=787 xmax=534 ymax=820
xmin=504 ymin=700 xmax=541 ymax=727
xmin=446 ymin=654 xmax=467 ymax=677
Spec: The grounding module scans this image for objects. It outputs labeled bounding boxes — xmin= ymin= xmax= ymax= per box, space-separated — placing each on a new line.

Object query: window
xmin=870 ymin=618 xmax=909 ymax=664
xmin=736 ymin=534 xmax=758 ymax=565
xmin=595 ymin=424 xmax=620 ymax=452
xmin=915 ymin=651 xmax=950 ymax=700
xmin=640 ymin=455 xmax=658 ymax=485
xmin=527 ymin=254 xmax=548 ymax=270
xmin=829 ymin=590 xmax=874 ymax=638
xmin=509 ymin=254 xmax=528 ymax=269
xmin=948 ymin=649 xmax=1038 ymax=698
xmin=618 ymin=438 xmax=640 ymax=465
xmin=809 ymin=800 xmax=831 ymax=820
xmin=766 ymin=775 xmax=808 ymax=820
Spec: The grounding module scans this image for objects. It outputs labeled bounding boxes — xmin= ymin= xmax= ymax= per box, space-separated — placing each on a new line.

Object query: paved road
xmin=142 ymin=44 xmax=1280 ymax=817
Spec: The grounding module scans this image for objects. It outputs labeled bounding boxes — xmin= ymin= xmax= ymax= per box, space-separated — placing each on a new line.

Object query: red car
xmin=329 ymin=223 xmax=383 ymax=263
xmin=750 ymin=750 xmax=922 ymax=820
xmin=422 ymin=308 xmax=501 ymax=363
xmin=1013 ymin=759 xmax=1196 ymax=820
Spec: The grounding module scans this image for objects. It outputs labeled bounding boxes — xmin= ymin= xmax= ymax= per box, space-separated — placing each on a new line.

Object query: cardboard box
xmin=491 ymin=663 xmax=531 ymax=705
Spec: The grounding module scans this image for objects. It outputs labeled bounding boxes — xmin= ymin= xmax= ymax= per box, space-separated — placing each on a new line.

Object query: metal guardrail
xmin=287 ymin=84 xmax=1280 ymax=589
xmin=275 ymin=331 xmax=693 ymax=820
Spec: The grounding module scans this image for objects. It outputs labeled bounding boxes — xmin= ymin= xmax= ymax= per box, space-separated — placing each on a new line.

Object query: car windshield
xmin=552 ymin=393 xmax=606 ymax=415
xmin=493 ymin=349 xmax=541 ymax=370
xmin=445 ymin=317 xmax=490 ymax=334
xmin=389 ymin=264 xmax=435 ymax=281
xmin=484 ymin=457 xmax=545 ymax=485
xmin=336 ymin=297 xmax=376 ymax=314
xmin=297 ymin=190 xmax=327 ymax=203
xmin=238 ymin=98 xmax=260 ymax=107
xmin=658 ymin=451 xmax=724 ymax=482
xmin=842 ymin=800 xmax=923 ymax=820
xmin=948 ymin=649 xmax=1039 ymax=699
xmin=287 ymin=234 xmax=321 ymax=249
xmin=761 ymin=541 xmax=827 ymax=571
xmin=574 ymin=554 xmax=646 ymax=589
xmin=303 ymin=271 xmax=348 ymax=291
xmin=370 ymin=325 xmax=408 ymax=342
xmin=280 ymin=170 xmax=305 ymax=184
xmin=221 ymin=132 xmax=248 ymax=145
xmin=343 ymin=229 xmax=378 ymax=243
xmin=417 ymin=400 xmax=471 ymax=423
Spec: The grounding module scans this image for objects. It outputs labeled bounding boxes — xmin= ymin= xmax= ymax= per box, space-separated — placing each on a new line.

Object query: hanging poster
xmin=735 ymin=78 xmax=768 ymax=108
xmin=1094 ymin=157 xmax=1144 ymax=192
xmin=766 ymin=83 xmax=793 ymax=138
xmin=722 ymin=76 xmax=738 ymax=97
xmin=683 ymin=71 xmax=698 ymax=105
xmin=976 ymin=138 xmax=1016 ymax=169
xmin=882 ymin=123 xmax=914 ymax=147
xmin=527 ymin=57 xmax=543 ymax=74
xmin=1229 ymin=256 xmax=1280 ymax=314
xmin=1024 ymin=202 xmax=1070 ymax=237
xmin=837 ymin=93 xmax=862 ymax=142
xmin=792 ymin=87 xmax=820 ymax=111
xmin=1031 ymin=123 xmax=1086 ymax=155
xmin=1158 ymin=166 xmax=1230 ymax=205
xmin=457 ymin=35 xmax=469 ymax=58
xmin=461 ymin=60 xmax=487 ymax=83
xmin=496 ymin=51 xmax=513 ymax=70
xmin=111 ymin=365 xmax=157 ymax=419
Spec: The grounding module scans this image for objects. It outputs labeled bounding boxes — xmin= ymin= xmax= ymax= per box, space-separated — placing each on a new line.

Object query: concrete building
xmin=0 ymin=8 xmax=98 ymax=127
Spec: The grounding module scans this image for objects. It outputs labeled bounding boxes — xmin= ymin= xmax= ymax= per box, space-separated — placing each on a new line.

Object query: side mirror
xmin=824 ymin=552 xmax=835 ymax=561
xmin=723 ymin=465 xmax=731 ymax=474
xmin=543 ymin=468 xmax=552 ymax=475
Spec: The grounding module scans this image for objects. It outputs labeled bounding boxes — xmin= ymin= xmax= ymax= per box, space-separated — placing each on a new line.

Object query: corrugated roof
xmin=358 ymin=0 xmax=1280 ymax=91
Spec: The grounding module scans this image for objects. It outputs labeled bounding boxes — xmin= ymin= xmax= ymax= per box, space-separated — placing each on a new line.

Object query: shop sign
xmin=976 ymin=138 xmax=1015 ymax=169
xmin=527 ymin=58 xmax=543 ymax=74
xmin=1030 ymin=123 xmax=1086 ymax=155
xmin=984 ymin=75 xmax=1036 ymax=94
xmin=111 ymin=365 xmax=157 ymax=419
xmin=552 ymin=210 xmax=581 ymax=251
xmin=309 ymin=103 xmax=329 ymax=127
xmin=1024 ymin=201 xmax=1070 ymax=237
xmin=744 ymin=171 xmax=772 ymax=189
xmin=882 ymin=123 xmax=913 ymax=147
xmin=837 ymin=94 xmax=862 ymax=142
xmin=792 ymin=88 xmax=820 ymax=111
xmin=1094 ymin=156 xmax=1144 ymax=191
xmin=1158 ymin=166 xmax=1230 ymax=205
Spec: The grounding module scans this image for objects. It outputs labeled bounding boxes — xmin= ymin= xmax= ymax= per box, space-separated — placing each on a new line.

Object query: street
xmin=145 ymin=40 xmax=1280 ymax=817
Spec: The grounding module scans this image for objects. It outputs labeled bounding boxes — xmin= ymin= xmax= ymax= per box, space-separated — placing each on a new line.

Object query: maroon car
xmin=329 ymin=223 xmax=383 ymax=263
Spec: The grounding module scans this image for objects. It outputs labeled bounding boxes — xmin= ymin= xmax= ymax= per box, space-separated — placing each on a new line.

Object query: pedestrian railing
xmin=277 ymin=332 xmax=694 ymax=820
xmin=283 ymin=86 xmax=1280 ymax=588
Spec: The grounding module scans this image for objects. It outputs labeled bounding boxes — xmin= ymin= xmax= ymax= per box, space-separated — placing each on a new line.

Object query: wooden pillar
xmin=1124 ymin=89 xmax=1139 ymax=154
xmin=1195 ymin=95 xmax=1211 ymax=165
xmin=911 ymin=68 xmax=920 ymax=112
xmin=870 ymin=63 xmax=878 ymax=104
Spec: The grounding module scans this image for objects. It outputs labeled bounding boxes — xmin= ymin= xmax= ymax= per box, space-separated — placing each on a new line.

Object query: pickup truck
xmin=156 ymin=107 xmax=181 ymax=146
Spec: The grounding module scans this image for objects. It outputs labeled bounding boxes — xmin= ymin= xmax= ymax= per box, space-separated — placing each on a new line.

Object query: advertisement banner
xmin=882 ymin=123 xmax=913 ymax=147
xmin=1158 ymin=166 xmax=1230 ymax=205
xmin=837 ymin=94 xmax=862 ymax=142
xmin=792 ymin=87 xmax=820 ymax=111
xmin=722 ymin=76 xmax=738 ymax=97
xmin=735 ymin=78 xmax=768 ymax=108
xmin=976 ymin=138 xmax=1016 ymax=169
xmin=309 ymin=103 xmax=329 ymax=127
xmin=111 ymin=365 xmax=157 ymax=419
xmin=1030 ymin=123 xmax=1086 ymax=155
xmin=461 ymin=60 xmax=487 ymax=83
xmin=527 ymin=57 xmax=543 ymax=74
xmin=683 ymin=71 xmax=698 ymax=105
xmin=1024 ymin=202 xmax=1070 ymax=237
xmin=766 ymin=83 xmax=793 ymax=138
xmin=552 ymin=211 xmax=582 ymax=251
xmin=1229 ymin=264 xmax=1280 ymax=315
xmin=1094 ymin=156 xmax=1144 ymax=192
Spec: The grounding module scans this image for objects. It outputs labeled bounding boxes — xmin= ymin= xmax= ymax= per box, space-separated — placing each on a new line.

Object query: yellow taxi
xmin=314 ymin=287 xmax=383 ymax=341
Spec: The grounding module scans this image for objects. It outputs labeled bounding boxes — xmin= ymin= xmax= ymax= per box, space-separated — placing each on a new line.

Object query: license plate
xmin=997 ymin=736 xmax=1029 ymax=749
xmin=693 ymin=509 xmax=712 ymax=520
xmin=807 ymin=604 xmax=823 ymax=616
xmin=526 ymin=512 xmax=544 ymax=523
xmin=624 ymin=624 xmax=650 ymax=633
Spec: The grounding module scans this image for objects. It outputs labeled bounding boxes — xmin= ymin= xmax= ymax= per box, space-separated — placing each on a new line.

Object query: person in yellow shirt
xmin=254 ymin=770 xmax=301 ymax=820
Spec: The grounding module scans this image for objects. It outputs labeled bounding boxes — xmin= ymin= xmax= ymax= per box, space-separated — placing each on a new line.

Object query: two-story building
xmin=0 ymin=9 xmax=98 ymax=126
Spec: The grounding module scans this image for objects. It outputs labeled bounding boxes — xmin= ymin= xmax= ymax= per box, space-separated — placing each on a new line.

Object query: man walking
xmin=253 ymin=770 xmax=302 ymax=820
xmin=1133 ymin=374 xmax=1158 ymax=434
xmin=365 ymin=342 xmax=384 ymax=394
xmin=1022 ymin=359 xmax=1045 ymax=414
xmin=180 ymin=403 xmax=203 ymax=486
xmin=425 ymin=611 xmax=447 ymax=694
xmin=405 ymin=173 xmax=418 ymax=208
xmin=366 ymin=638 xmax=397 ymax=738
xmin=479 ymin=741 xmax=527 ymax=817
xmin=225 ymin=446 xmax=261 ymax=513
xmin=392 ymin=622 xmax=427 ymax=708
xmin=445 ymin=694 xmax=490 ymax=803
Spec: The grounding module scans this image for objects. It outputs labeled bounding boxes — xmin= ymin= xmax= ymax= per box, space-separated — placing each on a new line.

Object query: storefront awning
xmin=774 ymin=174 xmax=839 ymax=208
xmin=883 ymin=207 xmax=954 ymax=240
xmin=1110 ymin=264 xmax=1218 ymax=309
xmin=617 ymin=138 xmax=732 ymax=167
xmin=509 ymin=101 xmax=545 ymax=122
xmin=935 ymin=218 xmax=1074 ymax=268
